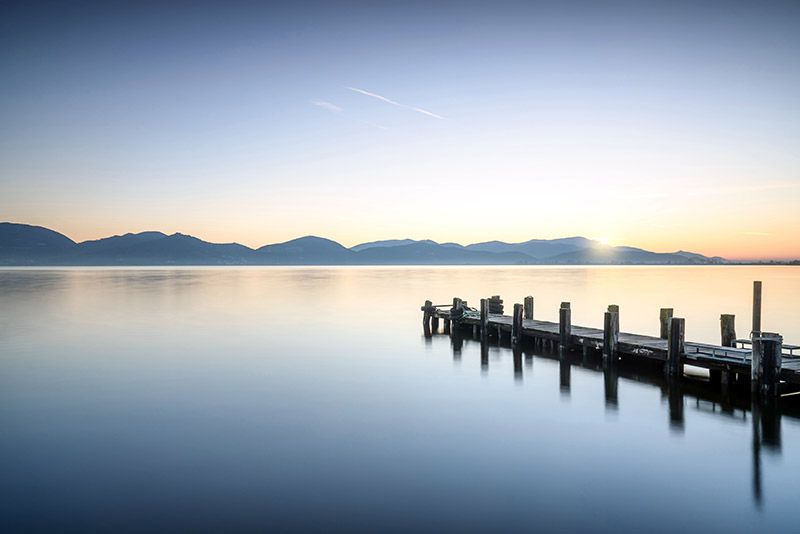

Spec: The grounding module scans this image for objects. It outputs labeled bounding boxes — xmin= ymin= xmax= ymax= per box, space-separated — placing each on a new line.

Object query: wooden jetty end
xmin=421 ymin=283 xmax=800 ymax=394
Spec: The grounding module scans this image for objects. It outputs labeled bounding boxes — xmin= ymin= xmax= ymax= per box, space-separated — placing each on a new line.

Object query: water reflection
xmin=432 ymin=328 xmax=795 ymax=507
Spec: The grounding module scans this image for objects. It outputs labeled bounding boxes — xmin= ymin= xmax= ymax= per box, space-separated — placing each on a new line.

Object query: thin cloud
xmin=310 ymin=100 xmax=342 ymax=113
xmin=347 ymin=86 xmax=445 ymax=119
xmin=310 ymin=99 xmax=387 ymax=130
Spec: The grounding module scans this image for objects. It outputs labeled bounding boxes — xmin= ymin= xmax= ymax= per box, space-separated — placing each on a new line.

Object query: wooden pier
xmin=421 ymin=281 xmax=800 ymax=395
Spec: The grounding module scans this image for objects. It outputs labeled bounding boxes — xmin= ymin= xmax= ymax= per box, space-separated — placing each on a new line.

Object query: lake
xmin=1 ymin=266 xmax=799 ymax=531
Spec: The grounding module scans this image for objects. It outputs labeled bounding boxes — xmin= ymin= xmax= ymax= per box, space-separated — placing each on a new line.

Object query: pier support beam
xmin=712 ymin=313 xmax=734 ymax=385
xmin=752 ymin=281 xmax=762 ymax=336
xmin=559 ymin=303 xmax=571 ymax=354
xmin=524 ymin=296 xmax=534 ymax=320
xmin=422 ymin=300 xmax=432 ymax=337
xmin=480 ymin=298 xmax=489 ymax=340
xmin=666 ymin=317 xmax=685 ymax=377
xmin=603 ymin=311 xmax=619 ymax=363
xmin=720 ymin=314 xmax=736 ymax=347
xmin=431 ymin=314 xmax=439 ymax=333
xmin=659 ymin=308 xmax=673 ymax=339
xmin=512 ymin=303 xmax=523 ymax=346
xmin=752 ymin=332 xmax=782 ymax=398
xmin=443 ymin=317 xmax=450 ymax=335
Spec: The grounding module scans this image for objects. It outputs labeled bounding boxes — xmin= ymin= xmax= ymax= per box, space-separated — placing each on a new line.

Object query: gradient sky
xmin=1 ymin=0 xmax=799 ymax=259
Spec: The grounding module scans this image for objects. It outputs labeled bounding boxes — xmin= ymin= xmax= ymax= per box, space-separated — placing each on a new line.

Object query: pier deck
xmin=428 ymin=306 xmax=800 ymax=386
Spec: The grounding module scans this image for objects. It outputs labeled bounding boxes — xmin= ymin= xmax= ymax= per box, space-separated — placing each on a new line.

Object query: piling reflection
xmin=603 ymin=364 xmax=619 ymax=409
xmin=559 ymin=359 xmax=571 ymax=396
xmin=666 ymin=378 xmax=684 ymax=433
xmin=428 ymin=327 xmax=795 ymax=508
xmin=513 ymin=348 xmax=523 ymax=382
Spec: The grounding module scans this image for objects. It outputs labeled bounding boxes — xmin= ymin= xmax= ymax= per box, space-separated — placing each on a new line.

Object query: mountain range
xmin=0 ymin=222 xmax=730 ymax=266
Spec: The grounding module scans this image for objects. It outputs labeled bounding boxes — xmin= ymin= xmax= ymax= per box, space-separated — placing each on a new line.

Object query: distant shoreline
xmin=2 ymin=222 xmax=797 ymax=266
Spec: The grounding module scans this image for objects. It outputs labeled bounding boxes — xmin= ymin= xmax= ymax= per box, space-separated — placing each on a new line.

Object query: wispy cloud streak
xmin=347 ymin=86 xmax=445 ymax=119
xmin=310 ymin=100 xmax=342 ymax=113
xmin=309 ymin=99 xmax=387 ymax=130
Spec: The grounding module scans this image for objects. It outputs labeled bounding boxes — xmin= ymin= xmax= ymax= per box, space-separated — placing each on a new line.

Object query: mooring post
xmin=421 ymin=300 xmax=433 ymax=336
xmin=666 ymin=317 xmax=685 ymax=377
xmin=480 ymin=298 xmax=489 ymax=339
xmin=512 ymin=303 xmax=523 ymax=346
xmin=752 ymin=332 xmax=782 ymax=398
xmin=720 ymin=314 xmax=736 ymax=347
xmin=608 ymin=305 xmax=619 ymax=329
xmin=559 ymin=303 xmax=571 ymax=354
xmin=443 ymin=316 xmax=451 ymax=335
xmin=603 ymin=310 xmax=619 ymax=362
xmin=659 ymin=308 xmax=673 ymax=339
xmin=752 ymin=281 xmax=762 ymax=336
xmin=523 ymin=296 xmax=534 ymax=320
xmin=431 ymin=312 xmax=439 ymax=333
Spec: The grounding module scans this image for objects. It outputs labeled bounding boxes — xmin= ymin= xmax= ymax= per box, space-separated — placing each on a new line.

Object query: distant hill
xmin=0 ymin=222 xmax=77 ymax=264
xmin=75 ymin=232 xmax=253 ymax=265
xmin=354 ymin=241 xmax=531 ymax=265
xmin=350 ymin=239 xmax=435 ymax=252
xmin=256 ymin=236 xmax=355 ymax=264
xmin=465 ymin=237 xmax=596 ymax=259
xmin=0 ymin=221 xmax=733 ymax=266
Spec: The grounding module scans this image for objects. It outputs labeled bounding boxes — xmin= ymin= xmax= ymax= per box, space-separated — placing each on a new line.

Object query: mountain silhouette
xmin=0 ymin=222 xmax=729 ymax=265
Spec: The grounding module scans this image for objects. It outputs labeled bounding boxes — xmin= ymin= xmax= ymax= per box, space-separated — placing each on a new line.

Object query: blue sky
xmin=1 ymin=1 xmax=799 ymax=258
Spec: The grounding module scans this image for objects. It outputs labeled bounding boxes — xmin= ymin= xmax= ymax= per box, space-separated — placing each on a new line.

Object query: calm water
xmin=1 ymin=266 xmax=799 ymax=531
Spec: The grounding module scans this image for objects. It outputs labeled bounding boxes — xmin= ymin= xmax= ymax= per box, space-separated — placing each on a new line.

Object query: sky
xmin=1 ymin=0 xmax=799 ymax=260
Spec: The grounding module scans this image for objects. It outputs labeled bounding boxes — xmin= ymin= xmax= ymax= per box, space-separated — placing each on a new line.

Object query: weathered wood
xmin=488 ymin=295 xmax=504 ymax=315
xmin=523 ymin=296 xmax=534 ymax=320
xmin=559 ymin=305 xmax=571 ymax=353
xmin=720 ymin=314 xmax=736 ymax=347
xmin=443 ymin=317 xmax=451 ymax=334
xmin=512 ymin=303 xmax=523 ymax=346
xmin=480 ymin=298 xmax=489 ymax=339
xmin=752 ymin=332 xmax=782 ymax=398
xmin=431 ymin=315 xmax=439 ymax=333
xmin=603 ymin=311 xmax=619 ymax=361
xmin=422 ymin=300 xmax=432 ymax=336
xmin=659 ymin=308 xmax=673 ymax=339
xmin=608 ymin=304 xmax=619 ymax=313
xmin=425 ymin=296 xmax=800 ymax=386
xmin=752 ymin=281 xmax=762 ymax=336
xmin=666 ymin=317 xmax=685 ymax=377
xmin=560 ymin=301 xmax=571 ymax=310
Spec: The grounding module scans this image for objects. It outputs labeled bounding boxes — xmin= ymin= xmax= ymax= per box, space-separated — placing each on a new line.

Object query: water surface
xmin=1 ymin=266 xmax=799 ymax=531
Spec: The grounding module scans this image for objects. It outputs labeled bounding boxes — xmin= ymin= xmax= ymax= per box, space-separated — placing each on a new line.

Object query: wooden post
xmin=752 ymin=281 xmax=762 ymax=336
xmin=559 ymin=304 xmax=571 ymax=353
xmin=443 ymin=317 xmax=451 ymax=335
xmin=666 ymin=317 xmax=685 ymax=377
xmin=422 ymin=300 xmax=432 ymax=336
xmin=603 ymin=311 xmax=619 ymax=362
xmin=659 ymin=308 xmax=673 ymax=339
xmin=607 ymin=304 xmax=619 ymax=313
xmin=431 ymin=313 xmax=439 ymax=333
xmin=523 ymin=296 xmax=534 ymax=320
xmin=720 ymin=314 xmax=736 ymax=347
xmin=512 ymin=303 xmax=523 ymax=346
xmin=480 ymin=298 xmax=489 ymax=340
xmin=752 ymin=332 xmax=782 ymax=398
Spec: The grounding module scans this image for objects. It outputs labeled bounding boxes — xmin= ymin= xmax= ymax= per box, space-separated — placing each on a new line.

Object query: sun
xmin=596 ymin=236 xmax=610 ymax=246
